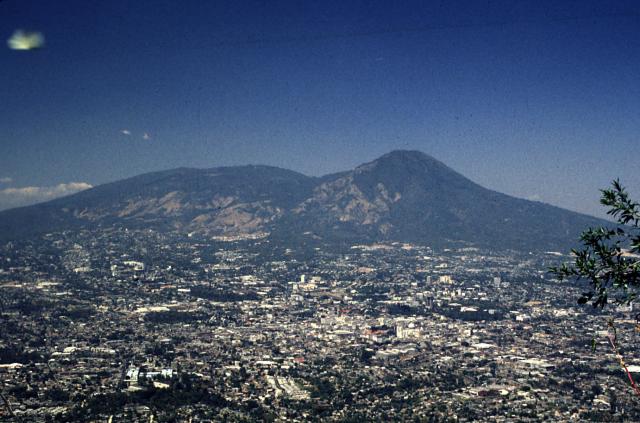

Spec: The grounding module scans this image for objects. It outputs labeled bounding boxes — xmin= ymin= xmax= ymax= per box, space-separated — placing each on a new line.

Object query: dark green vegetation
xmin=65 ymin=374 xmax=231 ymax=422
xmin=551 ymin=180 xmax=640 ymax=308
xmin=0 ymin=151 xmax=607 ymax=251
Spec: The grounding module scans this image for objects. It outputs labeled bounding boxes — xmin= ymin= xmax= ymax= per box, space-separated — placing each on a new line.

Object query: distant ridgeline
xmin=0 ymin=151 xmax=607 ymax=252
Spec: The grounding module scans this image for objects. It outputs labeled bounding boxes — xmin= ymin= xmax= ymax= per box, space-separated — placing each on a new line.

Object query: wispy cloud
xmin=0 ymin=182 xmax=93 ymax=211
xmin=121 ymin=129 xmax=151 ymax=140
xmin=0 ymin=177 xmax=12 ymax=184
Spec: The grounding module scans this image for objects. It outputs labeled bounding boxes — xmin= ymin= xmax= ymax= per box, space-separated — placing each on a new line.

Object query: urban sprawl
xmin=1 ymin=228 xmax=639 ymax=422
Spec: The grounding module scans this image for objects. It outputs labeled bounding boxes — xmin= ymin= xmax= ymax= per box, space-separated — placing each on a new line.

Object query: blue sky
xmin=0 ymin=0 xmax=639 ymax=217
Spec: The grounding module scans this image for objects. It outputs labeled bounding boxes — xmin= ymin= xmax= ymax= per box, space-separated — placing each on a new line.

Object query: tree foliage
xmin=551 ymin=180 xmax=640 ymax=308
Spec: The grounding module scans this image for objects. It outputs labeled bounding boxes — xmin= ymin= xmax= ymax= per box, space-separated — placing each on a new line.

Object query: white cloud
xmin=142 ymin=132 xmax=151 ymax=140
xmin=121 ymin=129 xmax=131 ymax=136
xmin=0 ymin=177 xmax=12 ymax=184
xmin=7 ymin=30 xmax=45 ymax=51
xmin=0 ymin=182 xmax=92 ymax=211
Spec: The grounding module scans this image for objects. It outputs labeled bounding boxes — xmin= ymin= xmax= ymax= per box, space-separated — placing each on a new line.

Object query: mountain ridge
xmin=0 ymin=150 xmax=606 ymax=251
